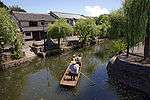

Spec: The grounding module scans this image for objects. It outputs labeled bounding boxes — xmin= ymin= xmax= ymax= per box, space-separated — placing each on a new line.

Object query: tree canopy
xmin=74 ymin=18 xmax=97 ymax=44
xmin=124 ymin=0 xmax=150 ymax=58
xmin=96 ymin=14 xmax=111 ymax=38
xmin=0 ymin=7 xmax=18 ymax=45
xmin=48 ymin=18 xmax=73 ymax=48
xmin=0 ymin=1 xmax=8 ymax=9
xmin=109 ymin=8 xmax=127 ymax=39
xmin=0 ymin=7 xmax=23 ymax=59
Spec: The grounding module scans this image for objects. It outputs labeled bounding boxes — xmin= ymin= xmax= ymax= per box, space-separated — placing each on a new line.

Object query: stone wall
xmin=107 ymin=56 xmax=150 ymax=96
xmin=1 ymin=56 xmax=36 ymax=71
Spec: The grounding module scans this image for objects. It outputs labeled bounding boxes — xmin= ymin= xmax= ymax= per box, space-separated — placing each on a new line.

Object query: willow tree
xmin=48 ymin=18 xmax=73 ymax=48
xmin=124 ymin=0 xmax=150 ymax=58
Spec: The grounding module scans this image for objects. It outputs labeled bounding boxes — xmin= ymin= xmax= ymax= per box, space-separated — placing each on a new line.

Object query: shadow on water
xmin=107 ymin=76 xmax=150 ymax=100
xmin=0 ymin=40 xmax=149 ymax=100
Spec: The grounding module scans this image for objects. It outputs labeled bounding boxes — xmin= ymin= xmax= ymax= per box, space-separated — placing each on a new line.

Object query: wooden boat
xmin=60 ymin=62 xmax=82 ymax=87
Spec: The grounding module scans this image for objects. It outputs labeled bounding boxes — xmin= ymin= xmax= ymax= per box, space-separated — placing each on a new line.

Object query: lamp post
xmin=41 ymin=19 xmax=46 ymax=52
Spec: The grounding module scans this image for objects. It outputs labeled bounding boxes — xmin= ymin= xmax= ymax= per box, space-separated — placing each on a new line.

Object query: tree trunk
xmin=144 ymin=23 xmax=150 ymax=58
xmin=126 ymin=31 xmax=130 ymax=57
xmin=144 ymin=36 xmax=150 ymax=59
xmin=58 ymin=38 xmax=60 ymax=49
xmin=144 ymin=9 xmax=150 ymax=59
xmin=127 ymin=42 xmax=130 ymax=57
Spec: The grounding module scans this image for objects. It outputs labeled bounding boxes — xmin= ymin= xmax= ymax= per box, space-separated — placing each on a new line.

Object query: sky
xmin=2 ymin=0 xmax=123 ymax=17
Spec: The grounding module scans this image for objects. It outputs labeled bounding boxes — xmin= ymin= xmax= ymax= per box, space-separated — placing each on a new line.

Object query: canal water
xmin=0 ymin=42 xmax=148 ymax=100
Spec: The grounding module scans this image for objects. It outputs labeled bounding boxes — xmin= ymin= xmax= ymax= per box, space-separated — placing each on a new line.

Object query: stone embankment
xmin=0 ymin=41 xmax=36 ymax=71
xmin=107 ymin=55 xmax=150 ymax=97
xmin=0 ymin=38 xmax=105 ymax=70
xmin=1 ymin=56 xmax=35 ymax=70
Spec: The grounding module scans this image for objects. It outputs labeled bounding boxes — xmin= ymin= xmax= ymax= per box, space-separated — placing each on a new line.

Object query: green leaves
xmin=124 ymin=0 xmax=148 ymax=46
xmin=48 ymin=18 xmax=73 ymax=48
xmin=112 ymin=40 xmax=127 ymax=54
xmin=97 ymin=15 xmax=111 ymax=37
xmin=74 ymin=18 xmax=97 ymax=44
xmin=48 ymin=18 xmax=73 ymax=39
xmin=0 ymin=8 xmax=23 ymax=59
xmin=109 ymin=8 xmax=127 ymax=39
xmin=0 ymin=7 xmax=18 ymax=45
xmin=96 ymin=15 xmax=111 ymax=37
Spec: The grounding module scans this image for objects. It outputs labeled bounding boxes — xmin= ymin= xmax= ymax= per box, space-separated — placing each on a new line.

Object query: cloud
xmin=85 ymin=6 xmax=110 ymax=17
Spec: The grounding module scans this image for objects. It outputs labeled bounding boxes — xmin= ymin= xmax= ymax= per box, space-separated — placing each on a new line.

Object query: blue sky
xmin=2 ymin=0 xmax=123 ymax=16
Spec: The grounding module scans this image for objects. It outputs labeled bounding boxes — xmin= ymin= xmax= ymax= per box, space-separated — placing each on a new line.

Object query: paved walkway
xmin=120 ymin=43 xmax=149 ymax=64
xmin=129 ymin=42 xmax=144 ymax=57
xmin=22 ymin=41 xmax=36 ymax=58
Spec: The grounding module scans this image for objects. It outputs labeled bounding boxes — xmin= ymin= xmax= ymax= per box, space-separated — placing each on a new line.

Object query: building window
xmin=29 ymin=21 xmax=38 ymax=27
xmin=41 ymin=22 xmax=45 ymax=26
xmin=25 ymin=32 xmax=31 ymax=36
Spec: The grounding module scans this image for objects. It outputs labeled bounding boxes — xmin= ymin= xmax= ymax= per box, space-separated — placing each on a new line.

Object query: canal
xmin=0 ymin=41 xmax=147 ymax=100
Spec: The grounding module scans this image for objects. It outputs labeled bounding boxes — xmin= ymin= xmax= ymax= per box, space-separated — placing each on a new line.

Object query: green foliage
xmin=48 ymin=18 xmax=73 ymax=38
xmin=0 ymin=8 xmax=23 ymax=59
xmin=9 ymin=5 xmax=26 ymax=12
xmin=12 ymin=50 xmax=21 ymax=59
xmin=96 ymin=14 xmax=111 ymax=37
xmin=74 ymin=18 xmax=97 ymax=44
xmin=124 ymin=0 xmax=148 ymax=46
xmin=96 ymin=25 xmax=103 ymax=37
xmin=95 ymin=40 xmax=114 ymax=62
xmin=109 ymin=8 xmax=127 ymax=39
xmin=0 ymin=1 xmax=9 ymax=9
xmin=11 ymin=32 xmax=24 ymax=59
xmin=0 ymin=8 xmax=18 ymax=45
xmin=48 ymin=18 xmax=73 ymax=48
xmin=95 ymin=40 xmax=126 ymax=62
xmin=123 ymin=0 xmax=150 ymax=58
xmin=96 ymin=12 xmax=126 ymax=39
xmin=111 ymin=40 xmax=127 ymax=54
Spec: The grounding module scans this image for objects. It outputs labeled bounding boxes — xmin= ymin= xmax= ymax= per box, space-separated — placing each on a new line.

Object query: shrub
xmin=112 ymin=40 xmax=127 ymax=54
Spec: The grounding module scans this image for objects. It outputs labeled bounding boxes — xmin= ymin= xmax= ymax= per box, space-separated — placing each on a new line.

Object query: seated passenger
xmin=69 ymin=61 xmax=79 ymax=80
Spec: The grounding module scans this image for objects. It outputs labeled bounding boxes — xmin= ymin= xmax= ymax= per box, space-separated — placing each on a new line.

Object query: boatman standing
xmin=75 ymin=54 xmax=82 ymax=66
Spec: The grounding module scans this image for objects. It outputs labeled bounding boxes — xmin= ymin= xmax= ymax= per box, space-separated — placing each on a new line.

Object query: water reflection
xmin=0 ymin=42 xmax=148 ymax=100
xmin=107 ymin=76 xmax=150 ymax=100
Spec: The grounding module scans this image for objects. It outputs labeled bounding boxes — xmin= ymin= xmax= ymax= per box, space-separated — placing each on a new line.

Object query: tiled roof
xmin=12 ymin=11 xmax=55 ymax=21
xmin=50 ymin=11 xmax=86 ymax=19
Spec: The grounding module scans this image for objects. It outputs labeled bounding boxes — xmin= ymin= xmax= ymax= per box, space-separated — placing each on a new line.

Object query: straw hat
xmin=71 ymin=60 xmax=76 ymax=64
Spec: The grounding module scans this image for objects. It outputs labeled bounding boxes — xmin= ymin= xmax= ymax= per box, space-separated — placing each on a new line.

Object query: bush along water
xmin=95 ymin=40 xmax=127 ymax=61
xmin=11 ymin=32 xmax=24 ymax=59
xmin=111 ymin=40 xmax=127 ymax=55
